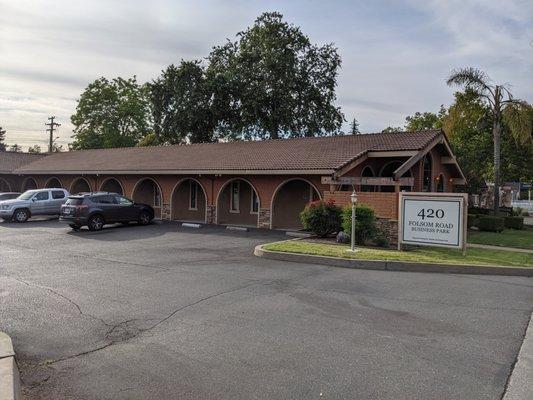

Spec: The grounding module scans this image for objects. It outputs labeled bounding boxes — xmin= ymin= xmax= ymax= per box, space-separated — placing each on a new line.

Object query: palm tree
xmin=447 ymin=67 xmax=532 ymax=213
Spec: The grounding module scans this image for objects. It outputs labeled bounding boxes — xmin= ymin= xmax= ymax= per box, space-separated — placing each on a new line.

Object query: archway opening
xmin=361 ymin=166 xmax=376 ymax=192
xmin=132 ymin=178 xmax=162 ymax=219
xmin=271 ymin=179 xmax=320 ymax=230
xmin=0 ymin=178 xmax=11 ymax=192
xmin=45 ymin=177 xmax=62 ymax=189
xmin=100 ymin=178 xmax=124 ymax=195
xmin=379 ymin=161 xmax=412 ymax=192
xmin=21 ymin=178 xmax=37 ymax=192
xmin=422 ymin=154 xmax=432 ymax=192
xmin=217 ymin=179 xmax=259 ymax=227
xmin=71 ymin=178 xmax=91 ymax=194
xmin=171 ymin=179 xmax=207 ymax=223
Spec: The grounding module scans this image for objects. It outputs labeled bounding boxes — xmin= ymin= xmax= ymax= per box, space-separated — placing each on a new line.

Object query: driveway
xmin=0 ymin=219 xmax=531 ymax=400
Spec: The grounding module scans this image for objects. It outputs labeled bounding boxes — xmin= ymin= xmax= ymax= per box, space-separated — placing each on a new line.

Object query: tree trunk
xmin=492 ymin=86 xmax=501 ymax=215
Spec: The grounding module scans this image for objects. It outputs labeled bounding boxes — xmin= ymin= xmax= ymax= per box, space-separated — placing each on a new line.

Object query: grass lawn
xmin=468 ymin=226 xmax=533 ymax=250
xmin=264 ymin=240 xmax=533 ymax=268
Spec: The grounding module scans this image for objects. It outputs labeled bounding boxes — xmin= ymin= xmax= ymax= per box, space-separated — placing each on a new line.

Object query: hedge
xmin=467 ymin=214 xmax=478 ymax=229
xmin=341 ymin=204 xmax=377 ymax=245
xmin=300 ymin=200 xmax=342 ymax=237
xmin=504 ymin=216 xmax=524 ymax=230
xmin=477 ymin=216 xmax=505 ymax=232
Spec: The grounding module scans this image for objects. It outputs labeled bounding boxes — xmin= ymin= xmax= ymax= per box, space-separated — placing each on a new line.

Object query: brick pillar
xmin=162 ymin=203 xmax=171 ymax=220
xmin=206 ymin=205 xmax=216 ymax=224
xmin=258 ymin=208 xmax=271 ymax=229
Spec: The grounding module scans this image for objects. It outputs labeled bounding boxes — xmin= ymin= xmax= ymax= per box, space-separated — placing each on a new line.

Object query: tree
xmin=405 ymin=108 xmax=445 ymax=131
xmin=350 ymin=118 xmax=360 ymax=135
xmin=9 ymin=144 xmax=22 ymax=152
xmin=71 ymin=76 xmax=151 ymax=149
xmin=381 ymin=126 xmax=403 ymax=133
xmin=149 ymin=61 xmax=216 ymax=144
xmin=28 ymin=145 xmax=42 ymax=153
xmin=447 ymin=67 xmax=533 ymax=213
xmin=0 ymin=127 xmax=6 ymax=151
xmin=207 ymin=12 xmax=344 ymax=140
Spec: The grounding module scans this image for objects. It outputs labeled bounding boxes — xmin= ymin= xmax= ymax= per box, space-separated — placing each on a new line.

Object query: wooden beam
xmin=451 ymin=178 xmax=467 ymax=185
xmin=441 ymin=156 xmax=457 ymax=164
xmin=322 ymin=176 xmax=414 ymax=186
xmin=393 ymin=134 xmax=444 ymax=180
xmin=334 ymin=153 xmax=369 ymax=178
xmin=367 ymin=150 xmax=417 ymax=158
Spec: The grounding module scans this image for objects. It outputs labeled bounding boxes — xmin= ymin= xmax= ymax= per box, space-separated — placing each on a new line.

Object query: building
xmin=1 ymin=129 xmax=465 ymax=231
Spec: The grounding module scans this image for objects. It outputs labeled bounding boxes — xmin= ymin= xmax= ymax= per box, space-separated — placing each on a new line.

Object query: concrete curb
xmin=254 ymin=245 xmax=533 ymax=276
xmin=0 ymin=332 xmax=21 ymax=400
xmin=503 ymin=313 xmax=533 ymax=400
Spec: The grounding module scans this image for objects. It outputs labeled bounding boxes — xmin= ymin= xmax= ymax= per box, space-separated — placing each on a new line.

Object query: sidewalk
xmin=503 ymin=313 xmax=533 ymax=400
xmin=467 ymin=243 xmax=533 ymax=254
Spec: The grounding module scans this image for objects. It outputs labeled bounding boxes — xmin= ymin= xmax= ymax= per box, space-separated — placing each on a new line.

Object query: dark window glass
xmin=34 ymin=191 xmax=49 ymax=201
xmin=66 ymin=198 xmax=84 ymax=206
xmin=52 ymin=190 xmax=65 ymax=199
xmin=189 ymin=181 xmax=198 ymax=210
xmin=117 ymin=196 xmax=133 ymax=205
xmin=91 ymin=195 xmax=115 ymax=204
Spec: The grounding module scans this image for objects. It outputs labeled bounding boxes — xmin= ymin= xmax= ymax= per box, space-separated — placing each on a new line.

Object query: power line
xmin=45 ymin=116 xmax=61 ymax=153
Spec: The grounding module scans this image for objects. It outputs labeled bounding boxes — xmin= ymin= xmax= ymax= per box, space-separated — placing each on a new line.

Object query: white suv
xmin=0 ymin=188 xmax=69 ymax=222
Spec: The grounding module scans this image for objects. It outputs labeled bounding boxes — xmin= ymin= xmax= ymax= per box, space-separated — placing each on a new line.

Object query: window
xmin=436 ymin=174 xmax=445 ymax=192
xmin=66 ymin=198 xmax=84 ymax=206
xmin=251 ymin=190 xmax=259 ymax=214
xmin=34 ymin=191 xmax=49 ymax=201
xmin=52 ymin=190 xmax=65 ymax=199
xmin=117 ymin=196 xmax=133 ymax=206
xmin=230 ymin=181 xmax=240 ymax=212
xmin=422 ymin=154 xmax=432 ymax=192
xmin=189 ymin=181 xmax=198 ymax=210
xmin=91 ymin=195 xmax=115 ymax=204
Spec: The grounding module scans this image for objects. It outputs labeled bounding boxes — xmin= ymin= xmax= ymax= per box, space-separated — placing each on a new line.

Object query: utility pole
xmin=45 ymin=116 xmax=61 ymax=153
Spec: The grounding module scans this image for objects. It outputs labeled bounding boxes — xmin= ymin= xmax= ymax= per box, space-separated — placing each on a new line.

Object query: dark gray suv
xmin=60 ymin=192 xmax=154 ymax=231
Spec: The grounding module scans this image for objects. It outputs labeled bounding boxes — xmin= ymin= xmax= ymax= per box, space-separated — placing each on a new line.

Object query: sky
xmin=1 ymin=0 xmax=532 ymax=150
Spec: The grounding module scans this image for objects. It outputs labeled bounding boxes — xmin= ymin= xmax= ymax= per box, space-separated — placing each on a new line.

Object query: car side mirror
xmin=32 ymin=198 xmax=36 ymax=202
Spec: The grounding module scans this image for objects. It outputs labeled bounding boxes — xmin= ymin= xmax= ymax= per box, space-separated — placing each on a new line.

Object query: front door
xmin=30 ymin=191 xmax=50 ymax=215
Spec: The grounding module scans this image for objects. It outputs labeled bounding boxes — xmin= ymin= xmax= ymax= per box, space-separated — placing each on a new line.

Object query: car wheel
xmin=138 ymin=211 xmax=151 ymax=226
xmin=69 ymin=224 xmax=81 ymax=232
xmin=13 ymin=209 xmax=30 ymax=223
xmin=88 ymin=214 xmax=104 ymax=231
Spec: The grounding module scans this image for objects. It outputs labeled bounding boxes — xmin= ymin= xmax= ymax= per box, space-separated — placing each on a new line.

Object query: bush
xmin=373 ymin=230 xmax=390 ymax=248
xmin=477 ymin=216 xmax=505 ymax=232
xmin=300 ymin=199 xmax=342 ymax=237
xmin=504 ymin=216 xmax=524 ymax=230
xmin=512 ymin=207 xmax=523 ymax=217
xmin=341 ymin=204 xmax=377 ymax=245
xmin=467 ymin=214 xmax=478 ymax=229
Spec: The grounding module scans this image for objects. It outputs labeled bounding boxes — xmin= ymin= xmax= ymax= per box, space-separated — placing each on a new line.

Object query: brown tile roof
xmin=0 ymin=151 xmax=47 ymax=173
xmin=14 ymin=130 xmax=441 ymax=175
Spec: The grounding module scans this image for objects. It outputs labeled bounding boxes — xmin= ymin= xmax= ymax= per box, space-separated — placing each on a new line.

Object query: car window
xmin=117 ymin=196 xmax=133 ymax=205
xmin=34 ymin=191 xmax=49 ymax=201
xmin=66 ymin=198 xmax=84 ymax=206
xmin=91 ymin=195 xmax=116 ymax=204
xmin=52 ymin=190 xmax=65 ymax=199
xmin=18 ymin=190 xmax=38 ymax=200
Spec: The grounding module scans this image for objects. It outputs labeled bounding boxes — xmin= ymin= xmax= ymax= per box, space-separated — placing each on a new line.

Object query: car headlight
xmin=1 ymin=205 xmax=12 ymax=210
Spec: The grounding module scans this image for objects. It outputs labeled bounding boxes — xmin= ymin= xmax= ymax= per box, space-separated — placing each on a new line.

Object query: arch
xmin=361 ymin=165 xmax=376 ymax=192
xmin=422 ymin=154 xmax=433 ymax=192
xmin=216 ymin=178 xmax=261 ymax=227
xmin=99 ymin=177 xmax=124 ymax=195
xmin=44 ymin=177 xmax=63 ymax=189
xmin=270 ymin=178 xmax=321 ymax=230
xmin=379 ymin=161 xmax=412 ymax=192
xmin=170 ymin=178 xmax=208 ymax=223
xmin=21 ymin=177 xmax=38 ymax=192
xmin=0 ymin=177 xmax=11 ymax=192
xmin=70 ymin=177 xmax=92 ymax=194
xmin=436 ymin=173 xmax=445 ymax=192
xmin=132 ymin=178 xmax=163 ymax=219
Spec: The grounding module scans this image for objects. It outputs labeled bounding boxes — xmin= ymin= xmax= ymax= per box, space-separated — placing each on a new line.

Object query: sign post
xmin=398 ymin=193 xmax=468 ymax=254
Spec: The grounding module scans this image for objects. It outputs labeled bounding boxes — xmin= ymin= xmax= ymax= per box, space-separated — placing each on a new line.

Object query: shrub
xmin=341 ymin=204 xmax=377 ymax=245
xmin=373 ymin=230 xmax=390 ymax=248
xmin=477 ymin=216 xmax=505 ymax=232
xmin=512 ymin=207 xmax=523 ymax=217
xmin=468 ymin=207 xmax=490 ymax=215
xmin=467 ymin=214 xmax=478 ymax=229
xmin=300 ymin=199 xmax=342 ymax=237
xmin=504 ymin=216 xmax=524 ymax=230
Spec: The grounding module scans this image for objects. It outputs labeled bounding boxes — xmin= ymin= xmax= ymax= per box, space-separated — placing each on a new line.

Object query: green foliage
xmin=341 ymin=204 xmax=377 ymax=245
xmin=70 ymin=76 xmax=151 ymax=149
xmin=300 ymin=200 xmax=342 ymax=237
xmin=0 ymin=127 xmax=6 ymax=151
xmin=8 ymin=144 xmax=22 ymax=152
xmin=149 ymin=61 xmax=216 ymax=144
xmin=404 ymin=108 xmax=445 ymax=131
xmin=350 ymin=118 xmax=360 ymax=135
xmin=137 ymin=133 xmax=160 ymax=147
xmin=467 ymin=214 xmax=478 ymax=229
xmin=27 ymin=145 xmax=42 ymax=154
xmin=381 ymin=126 xmax=403 ymax=133
xmin=503 ymin=216 xmax=524 ymax=230
xmin=477 ymin=216 xmax=505 ymax=232
xmin=207 ymin=12 xmax=344 ymax=140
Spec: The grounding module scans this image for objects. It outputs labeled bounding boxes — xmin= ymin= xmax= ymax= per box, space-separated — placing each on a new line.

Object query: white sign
xmin=399 ymin=193 xmax=467 ymax=250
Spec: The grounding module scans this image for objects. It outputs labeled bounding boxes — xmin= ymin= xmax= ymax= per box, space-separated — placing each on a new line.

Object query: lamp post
xmin=350 ymin=190 xmax=358 ymax=252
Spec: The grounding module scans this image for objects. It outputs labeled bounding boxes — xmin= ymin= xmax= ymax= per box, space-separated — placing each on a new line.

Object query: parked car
xmin=60 ymin=192 xmax=154 ymax=231
xmin=0 ymin=188 xmax=69 ymax=222
xmin=0 ymin=192 xmax=20 ymax=202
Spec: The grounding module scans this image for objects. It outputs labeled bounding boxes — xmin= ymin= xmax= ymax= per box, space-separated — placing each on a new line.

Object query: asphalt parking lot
xmin=0 ymin=219 xmax=532 ymax=400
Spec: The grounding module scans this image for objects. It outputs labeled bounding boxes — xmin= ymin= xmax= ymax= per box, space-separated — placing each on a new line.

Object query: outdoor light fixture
xmin=349 ymin=190 xmax=358 ymax=252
